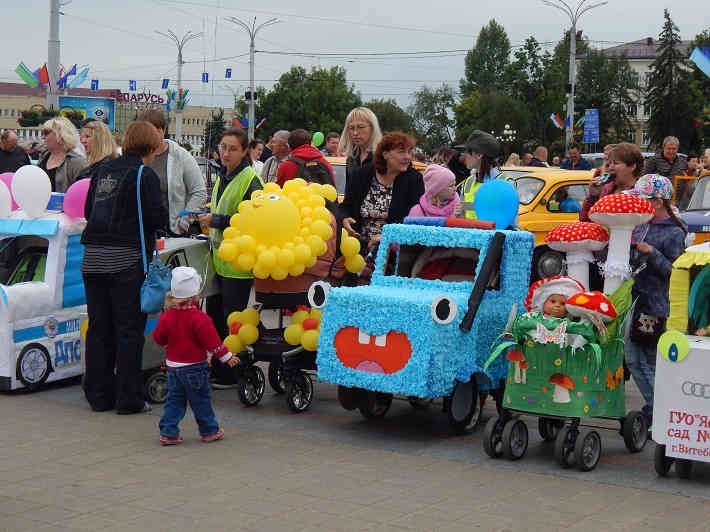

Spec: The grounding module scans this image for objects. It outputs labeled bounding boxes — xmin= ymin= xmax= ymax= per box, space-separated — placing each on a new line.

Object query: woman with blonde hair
xmin=339 ymin=107 xmax=383 ymax=183
xmin=39 ymin=116 xmax=87 ymax=192
xmin=505 ymin=153 xmax=520 ymax=166
xmin=79 ymin=120 xmax=119 ymax=180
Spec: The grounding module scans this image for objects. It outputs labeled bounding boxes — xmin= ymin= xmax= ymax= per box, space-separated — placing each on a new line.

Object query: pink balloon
xmin=63 ymin=178 xmax=91 ymax=219
xmin=0 ymin=173 xmax=18 ymax=210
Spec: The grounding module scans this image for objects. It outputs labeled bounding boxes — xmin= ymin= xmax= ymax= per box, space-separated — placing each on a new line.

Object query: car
xmin=498 ymin=166 xmax=593 ymax=280
xmin=680 ymin=171 xmax=710 ymax=246
xmin=325 ymin=157 xmax=427 ymax=202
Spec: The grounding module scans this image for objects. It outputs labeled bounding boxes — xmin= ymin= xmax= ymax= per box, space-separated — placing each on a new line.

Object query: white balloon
xmin=0 ymin=182 xmax=11 ymax=219
xmin=12 ymin=165 xmax=51 ymax=219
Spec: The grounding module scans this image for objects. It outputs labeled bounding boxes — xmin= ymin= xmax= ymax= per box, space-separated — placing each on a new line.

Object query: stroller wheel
xmin=268 ymin=362 xmax=286 ymax=394
xmin=358 ymin=391 xmax=392 ymax=420
xmin=574 ymin=429 xmax=602 ymax=471
xmin=654 ymin=444 xmax=674 ymax=477
xmin=286 ymin=371 xmax=314 ymax=413
xmin=482 ymin=415 xmax=504 ymax=458
xmin=238 ymin=366 xmax=265 ymax=407
xmin=554 ymin=425 xmax=577 ymax=469
xmin=144 ymin=371 xmax=168 ymax=404
xmin=622 ymin=411 xmax=648 ymax=453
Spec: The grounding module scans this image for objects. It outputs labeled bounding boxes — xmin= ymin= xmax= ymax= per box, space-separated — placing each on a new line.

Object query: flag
xmin=690 ymin=47 xmax=710 ymax=79
xmin=231 ymin=117 xmax=243 ymax=128
xmin=255 ymin=118 xmax=267 ymax=130
xmin=202 ymin=72 xmax=209 ymax=83
xmin=38 ymin=64 xmax=50 ymax=85
xmin=225 ymin=68 xmax=232 ymax=79
xmin=91 ymin=79 xmax=99 ymax=91
xmin=550 ymin=113 xmax=564 ymax=130
xmin=575 ymin=116 xmax=586 ymax=128
xmin=67 ymin=67 xmax=89 ymax=89
xmin=161 ymin=78 xmax=169 ymax=89
xmin=15 ymin=62 xmax=39 ymax=88
xmin=240 ymin=117 xmax=249 ymax=128
xmin=564 ymin=116 xmax=571 ymax=128
xmin=129 ymin=80 xmax=136 ymax=91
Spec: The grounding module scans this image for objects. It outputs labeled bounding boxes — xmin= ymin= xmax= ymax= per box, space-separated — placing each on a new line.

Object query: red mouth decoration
xmin=334 ymin=326 xmax=412 ymax=374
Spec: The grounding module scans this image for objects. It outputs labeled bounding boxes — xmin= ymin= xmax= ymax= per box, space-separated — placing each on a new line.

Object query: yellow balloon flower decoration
xmin=340 ymin=228 xmax=365 ymax=273
xmin=223 ymin=308 xmax=261 ymax=354
xmin=218 ymin=179 xmax=338 ymax=280
xmin=283 ymin=307 xmax=322 ymax=351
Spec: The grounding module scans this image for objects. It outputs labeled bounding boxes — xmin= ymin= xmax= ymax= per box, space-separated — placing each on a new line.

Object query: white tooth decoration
xmin=358 ymin=329 xmax=370 ymax=345
xmin=374 ymin=334 xmax=386 ymax=347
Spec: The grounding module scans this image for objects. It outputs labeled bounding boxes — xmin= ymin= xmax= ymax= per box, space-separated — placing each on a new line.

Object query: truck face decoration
xmin=334 ymin=326 xmax=412 ymax=374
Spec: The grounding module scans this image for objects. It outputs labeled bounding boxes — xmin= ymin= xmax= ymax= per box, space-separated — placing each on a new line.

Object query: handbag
xmin=629 ymin=304 xmax=666 ymax=345
xmin=136 ymin=164 xmax=172 ymax=314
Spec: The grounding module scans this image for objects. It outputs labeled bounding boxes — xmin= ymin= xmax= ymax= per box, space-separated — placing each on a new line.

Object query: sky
xmin=2 ymin=0 xmax=707 ymax=112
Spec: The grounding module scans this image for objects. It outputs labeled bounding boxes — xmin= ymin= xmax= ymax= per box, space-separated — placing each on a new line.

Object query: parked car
xmin=680 ymin=171 xmax=710 ymax=246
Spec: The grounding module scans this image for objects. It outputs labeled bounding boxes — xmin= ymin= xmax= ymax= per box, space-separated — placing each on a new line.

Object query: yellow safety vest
xmin=461 ymin=176 xmax=483 ymax=220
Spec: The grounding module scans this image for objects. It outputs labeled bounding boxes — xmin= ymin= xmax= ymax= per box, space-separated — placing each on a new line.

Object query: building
xmin=599 ymin=37 xmax=693 ymax=149
xmin=0 ymin=82 xmax=236 ymax=156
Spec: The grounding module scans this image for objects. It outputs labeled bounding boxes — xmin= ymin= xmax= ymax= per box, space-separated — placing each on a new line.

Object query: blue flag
xmin=91 ymin=79 xmax=99 ymax=90
xmin=129 ymin=80 xmax=136 ymax=91
xmin=161 ymin=78 xmax=169 ymax=89
xmin=225 ymin=68 xmax=232 ymax=79
xmin=201 ymin=72 xmax=209 ymax=83
xmin=690 ymin=47 xmax=710 ymax=79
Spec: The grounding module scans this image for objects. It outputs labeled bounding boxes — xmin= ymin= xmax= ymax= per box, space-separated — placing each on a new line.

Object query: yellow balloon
xmin=238 ymin=200 xmax=253 ymax=214
xmin=288 ymin=262 xmax=305 ymax=277
xmin=284 ymin=324 xmax=304 ymax=345
xmin=230 ymin=213 xmax=241 ymax=229
xmin=291 ymin=310 xmax=309 ymax=325
xmin=218 ymin=241 xmax=238 ymax=262
xmin=304 ymin=254 xmax=317 ymax=268
xmin=312 ymin=206 xmax=331 ymax=223
xmin=241 ymin=308 xmax=260 ymax=326
xmin=340 ymin=236 xmax=360 ymax=257
xmin=311 ymin=219 xmax=333 ymax=241
xmin=300 ymin=206 xmax=313 ymax=219
xmin=308 ymin=183 xmax=323 ymax=197
xmin=345 ymin=254 xmax=365 ymax=273
xmin=227 ymin=311 xmax=243 ymax=326
xmin=294 ymin=244 xmax=311 ymax=264
xmin=256 ymin=244 xmax=266 ymax=255
xmin=317 ymin=239 xmax=328 ymax=256
xmin=224 ymin=334 xmax=244 ymax=354
xmin=308 ymin=194 xmax=325 ymax=208
xmin=257 ymin=249 xmax=277 ymax=270
xmin=301 ymin=217 xmax=313 ymax=228
xmin=284 ymin=242 xmax=295 ymax=249
xmin=277 ymin=248 xmax=295 ymax=268
xmin=294 ymin=236 xmax=305 ymax=244
xmin=271 ymin=267 xmax=288 ymax=281
xmin=238 ymin=323 xmax=259 ymax=345
xmin=288 ymin=192 xmax=301 ymax=203
xmin=297 ymin=200 xmax=308 ymax=209
xmin=240 ymin=192 xmax=301 ymax=247
xmin=308 ymin=308 xmax=322 ymax=321
xmin=223 ymin=227 xmax=239 ymax=240
xmin=250 ymin=189 xmax=264 ymax=200
xmin=321 ymin=184 xmax=337 ymax=202
xmin=306 ymin=235 xmax=324 ymax=255
xmin=237 ymin=235 xmax=256 ymax=255
xmin=300 ymin=227 xmax=311 ymax=238
xmin=301 ymin=329 xmax=319 ymax=351
xmin=283 ymin=180 xmax=300 ymax=193
xmin=236 ymin=253 xmax=255 ymax=271
xmin=253 ymin=263 xmax=270 ymax=279
xmin=291 ymin=178 xmax=307 ymax=188
xmin=263 ymin=182 xmax=281 ymax=194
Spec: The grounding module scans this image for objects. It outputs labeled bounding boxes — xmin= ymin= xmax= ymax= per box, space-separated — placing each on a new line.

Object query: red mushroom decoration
xmin=589 ymin=194 xmax=654 ymax=294
xmin=549 ymin=373 xmax=575 ymax=403
xmin=545 ymin=222 xmax=609 ymax=290
xmin=519 ymin=361 xmax=529 ymax=384
xmin=565 ymin=291 xmax=617 ymax=323
xmin=506 ymin=349 xmax=526 ymax=383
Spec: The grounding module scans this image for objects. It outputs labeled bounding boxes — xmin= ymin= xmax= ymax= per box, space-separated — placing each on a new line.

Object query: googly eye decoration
xmin=431 ymin=296 xmax=457 ymax=325
xmin=658 ymin=330 xmax=689 ymax=363
xmin=267 ymin=193 xmax=280 ymax=201
xmin=308 ymin=281 xmax=330 ymax=309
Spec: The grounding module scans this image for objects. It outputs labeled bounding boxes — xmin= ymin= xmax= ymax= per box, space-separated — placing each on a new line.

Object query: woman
xmin=341 ymin=132 xmax=424 ymax=256
xmin=456 ymin=130 xmax=502 ymax=220
xmin=505 ymin=153 xmax=521 ymax=167
xmin=580 ymin=142 xmax=643 ymax=222
xmin=81 ymin=121 xmax=167 ymax=414
xmin=248 ymin=138 xmax=265 ymax=176
xmin=39 ymin=116 xmax=87 ymax=192
xmin=79 ymin=120 xmax=119 ymax=180
xmin=340 ymin=107 xmax=383 ymax=183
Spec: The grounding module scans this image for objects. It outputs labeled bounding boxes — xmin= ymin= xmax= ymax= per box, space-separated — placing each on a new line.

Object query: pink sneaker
xmin=160 ymin=435 xmax=184 ymax=446
xmin=201 ymin=428 xmax=224 ymax=443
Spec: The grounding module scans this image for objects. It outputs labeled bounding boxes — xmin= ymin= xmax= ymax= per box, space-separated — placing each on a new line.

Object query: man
xmin=560 ymin=143 xmax=593 ymax=171
xmin=686 ymin=153 xmax=701 ymax=177
xmin=642 ymin=136 xmax=687 ymax=177
xmin=529 ymin=146 xmax=549 ymax=167
xmin=551 ymin=156 xmax=561 ymax=167
xmin=260 ymin=130 xmax=290 ymax=183
xmin=321 ymin=132 xmax=340 ymax=157
xmin=0 ymin=130 xmax=31 ymax=173
xmin=138 ymin=110 xmax=207 ymax=235
xmin=522 ymin=152 xmax=533 ymax=166
xmin=277 ymin=129 xmax=335 ymax=187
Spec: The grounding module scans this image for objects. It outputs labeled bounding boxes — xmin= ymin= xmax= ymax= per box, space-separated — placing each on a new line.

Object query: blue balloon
xmin=473 ymin=179 xmax=519 ymax=229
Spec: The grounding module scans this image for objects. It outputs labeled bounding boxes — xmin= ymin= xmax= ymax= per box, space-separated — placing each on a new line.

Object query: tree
xmin=179 ymin=141 xmax=193 ymax=153
xmin=646 ymin=9 xmax=698 ymax=150
xmin=689 ymin=28 xmax=710 ymax=149
xmin=408 ymin=85 xmax=456 ymax=154
xmin=255 ymin=66 xmax=361 ymax=133
xmin=203 ymin=108 xmax=226 ymax=155
xmin=364 ymin=98 xmax=413 ymax=133
xmin=460 ymin=19 xmax=511 ymax=96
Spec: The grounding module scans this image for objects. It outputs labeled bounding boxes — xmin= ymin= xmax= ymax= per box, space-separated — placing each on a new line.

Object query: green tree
xmin=364 ymin=98 xmax=413 ymax=133
xmin=460 ymin=19 xmax=511 ymax=96
xmin=408 ymin=85 xmax=456 ymax=154
xmin=255 ymin=66 xmax=361 ymax=133
xmin=203 ymin=108 xmax=226 ymax=155
xmin=689 ymin=28 xmax=710 ymax=148
xmin=646 ymin=9 xmax=699 ymax=149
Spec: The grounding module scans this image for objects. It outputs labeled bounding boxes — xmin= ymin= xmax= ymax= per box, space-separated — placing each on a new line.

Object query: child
xmin=153 ymin=266 xmax=240 ymax=446
xmin=626 ymin=174 xmax=687 ymax=426
xmin=523 ymin=276 xmax=586 ymax=318
xmin=408 ymin=164 xmax=460 ymax=218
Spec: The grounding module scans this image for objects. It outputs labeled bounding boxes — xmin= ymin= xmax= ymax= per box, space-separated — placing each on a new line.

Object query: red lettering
xmin=697 ymin=430 xmax=710 ymax=443
xmin=667 ymin=428 xmax=691 ymax=440
xmin=699 ymin=416 xmax=709 ymax=428
xmin=669 ymin=411 xmax=681 ymax=424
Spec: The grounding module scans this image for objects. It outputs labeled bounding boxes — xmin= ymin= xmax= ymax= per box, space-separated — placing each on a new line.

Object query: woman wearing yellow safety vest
xmin=198 ymin=128 xmax=263 ymax=342
xmin=455 ymin=130 xmax=501 ymax=220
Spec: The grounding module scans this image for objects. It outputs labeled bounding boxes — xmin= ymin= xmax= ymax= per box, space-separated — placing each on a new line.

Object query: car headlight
xmin=308 ymin=281 xmax=330 ymax=309
xmin=431 ymin=296 xmax=457 ymax=325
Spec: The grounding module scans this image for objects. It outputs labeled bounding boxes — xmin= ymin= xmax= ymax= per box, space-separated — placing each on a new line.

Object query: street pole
xmin=156 ymin=29 xmax=202 ymax=144
xmin=542 ymin=0 xmax=608 ymax=153
xmin=47 ymin=0 xmax=70 ymax=109
xmin=225 ymin=16 xmax=279 ymax=141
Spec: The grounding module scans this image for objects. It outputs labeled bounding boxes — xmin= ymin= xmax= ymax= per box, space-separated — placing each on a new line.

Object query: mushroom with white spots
xmin=520 ymin=361 xmax=529 ymax=384
xmin=549 ymin=373 xmax=575 ymax=403
xmin=545 ymin=222 xmax=609 ymax=291
xmin=506 ymin=349 xmax=526 ymax=383
xmin=565 ymin=291 xmax=618 ymax=323
xmin=589 ymin=194 xmax=654 ymax=294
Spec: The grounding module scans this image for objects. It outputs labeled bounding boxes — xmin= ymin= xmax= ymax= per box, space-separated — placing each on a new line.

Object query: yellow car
xmin=499 ymin=166 xmax=593 ymax=280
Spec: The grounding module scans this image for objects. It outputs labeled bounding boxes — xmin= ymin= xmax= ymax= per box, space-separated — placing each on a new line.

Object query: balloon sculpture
xmin=223 ymin=308 xmax=260 ymax=355
xmin=0 ymin=182 xmax=12 ymax=219
xmin=311 ymin=131 xmax=325 ymax=148
xmin=283 ymin=307 xmax=322 ymax=351
xmin=339 ymin=229 xmax=365 ymax=273
xmin=217 ymin=179 xmax=339 ymax=280
xmin=12 ymin=165 xmax=51 ymax=219
xmin=0 ymin=173 xmax=18 ymax=211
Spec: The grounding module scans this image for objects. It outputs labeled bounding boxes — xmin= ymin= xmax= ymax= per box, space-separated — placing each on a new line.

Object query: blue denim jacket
xmin=630 ymin=217 xmax=686 ymax=317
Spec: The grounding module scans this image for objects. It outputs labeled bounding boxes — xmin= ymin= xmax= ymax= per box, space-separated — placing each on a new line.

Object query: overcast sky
xmin=2 ymin=0 xmax=707 ymax=111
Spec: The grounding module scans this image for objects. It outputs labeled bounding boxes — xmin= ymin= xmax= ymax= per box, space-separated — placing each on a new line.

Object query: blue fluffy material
xmin=404 ymin=216 xmax=446 ymax=226
xmin=316 ymin=224 xmax=535 ymax=398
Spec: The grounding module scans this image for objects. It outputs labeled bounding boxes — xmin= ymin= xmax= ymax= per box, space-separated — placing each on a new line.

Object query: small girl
xmin=153 ymin=266 xmax=239 ymax=446
xmin=408 ymin=164 xmax=460 ymax=218
xmin=626 ymin=174 xmax=687 ymax=426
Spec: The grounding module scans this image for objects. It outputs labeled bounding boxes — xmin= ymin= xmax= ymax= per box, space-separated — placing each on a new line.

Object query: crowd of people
xmin=1 ymin=104 xmax=709 ymax=444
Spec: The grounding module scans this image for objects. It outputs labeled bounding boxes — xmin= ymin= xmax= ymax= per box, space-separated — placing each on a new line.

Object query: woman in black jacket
xmin=342 ymin=132 xmax=424 ymax=258
xmin=81 ymin=121 xmax=168 ymax=414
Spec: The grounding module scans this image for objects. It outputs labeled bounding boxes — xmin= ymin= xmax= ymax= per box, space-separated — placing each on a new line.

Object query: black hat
xmin=455 ymin=130 xmax=500 ymax=158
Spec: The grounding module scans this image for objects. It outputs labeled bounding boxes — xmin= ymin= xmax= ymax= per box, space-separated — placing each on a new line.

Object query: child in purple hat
xmin=408 ymin=164 xmax=460 ymax=218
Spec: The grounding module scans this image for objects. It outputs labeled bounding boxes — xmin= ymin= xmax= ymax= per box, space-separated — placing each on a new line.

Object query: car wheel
xmin=358 ymin=391 xmax=392 ymax=420
xmin=16 ymin=343 xmax=52 ymax=390
xmin=533 ymin=247 xmax=565 ymax=281
xmin=144 ymin=372 xmax=168 ymax=404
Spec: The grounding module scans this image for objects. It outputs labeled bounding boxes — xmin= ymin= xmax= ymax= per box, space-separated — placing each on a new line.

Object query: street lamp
xmin=542 ymin=0 xmax=608 ymax=153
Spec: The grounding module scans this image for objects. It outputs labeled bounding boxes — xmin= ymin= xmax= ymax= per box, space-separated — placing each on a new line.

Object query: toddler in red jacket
xmin=153 ymin=266 xmax=239 ymax=446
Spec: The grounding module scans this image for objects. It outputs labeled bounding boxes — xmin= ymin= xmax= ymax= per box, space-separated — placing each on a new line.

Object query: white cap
xmin=171 ymin=266 xmax=201 ymax=299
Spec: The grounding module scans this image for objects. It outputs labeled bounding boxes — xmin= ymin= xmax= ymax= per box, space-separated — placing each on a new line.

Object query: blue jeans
xmin=159 ymin=362 xmax=219 ymax=438
xmin=625 ymin=340 xmax=657 ymax=418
